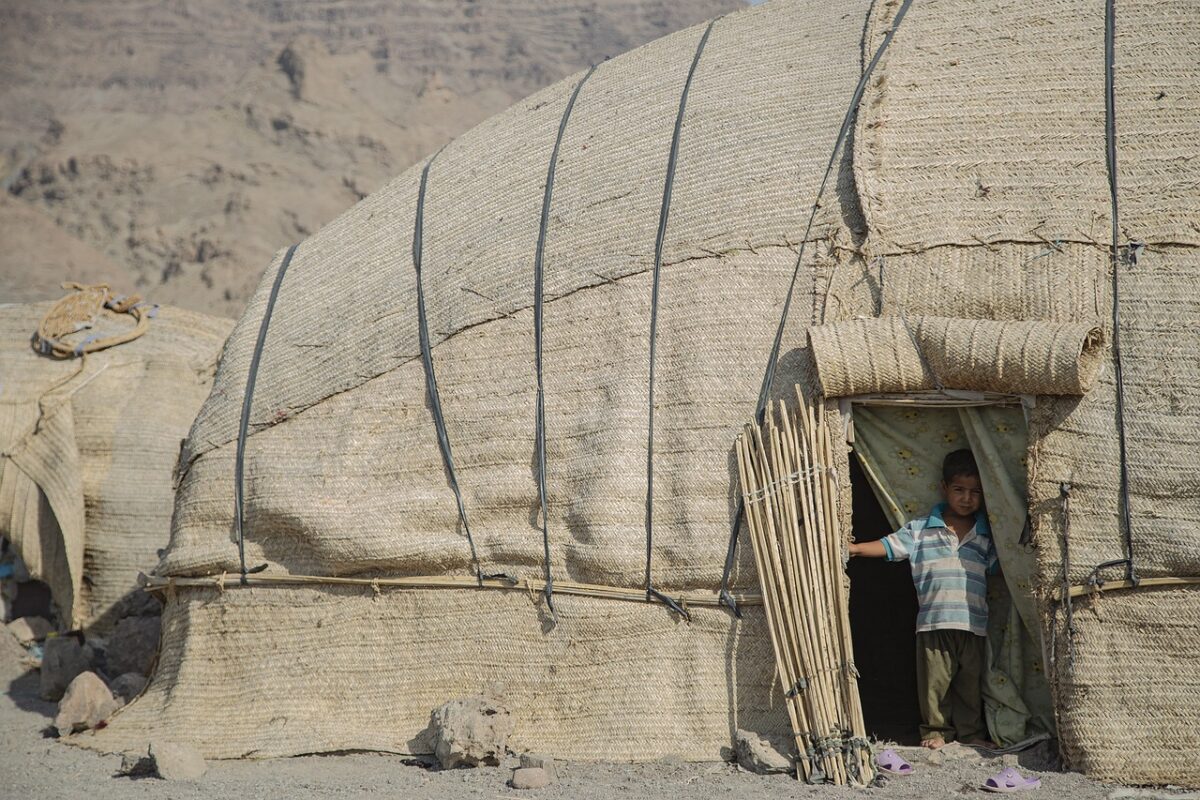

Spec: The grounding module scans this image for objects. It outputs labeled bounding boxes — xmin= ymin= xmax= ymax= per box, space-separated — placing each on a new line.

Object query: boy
xmin=849 ymin=448 xmax=997 ymax=749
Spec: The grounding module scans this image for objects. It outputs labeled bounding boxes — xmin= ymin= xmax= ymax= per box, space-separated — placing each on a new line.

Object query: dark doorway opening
xmin=847 ymin=453 xmax=921 ymax=744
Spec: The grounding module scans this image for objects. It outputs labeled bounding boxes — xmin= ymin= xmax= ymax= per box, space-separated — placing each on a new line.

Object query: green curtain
xmin=851 ymin=404 xmax=1054 ymax=746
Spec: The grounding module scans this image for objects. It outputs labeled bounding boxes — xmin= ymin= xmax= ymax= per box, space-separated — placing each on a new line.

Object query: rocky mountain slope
xmin=0 ymin=0 xmax=741 ymax=317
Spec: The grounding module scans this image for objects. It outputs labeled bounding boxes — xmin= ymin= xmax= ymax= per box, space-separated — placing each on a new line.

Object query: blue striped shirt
xmin=881 ymin=503 xmax=997 ymax=636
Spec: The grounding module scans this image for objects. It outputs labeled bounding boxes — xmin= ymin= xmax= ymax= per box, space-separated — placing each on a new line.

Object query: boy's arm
xmin=848 ymin=540 xmax=888 ymax=558
xmin=853 ymin=522 xmax=916 ymax=561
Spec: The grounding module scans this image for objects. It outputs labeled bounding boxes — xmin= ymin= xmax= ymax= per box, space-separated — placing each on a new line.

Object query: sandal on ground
xmin=981 ymin=766 xmax=1041 ymax=793
xmin=875 ymin=748 xmax=914 ymax=776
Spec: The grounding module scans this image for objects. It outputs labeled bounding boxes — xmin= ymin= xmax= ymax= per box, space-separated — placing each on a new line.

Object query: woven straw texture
xmin=809 ymin=316 xmax=1103 ymax=397
xmin=850 ymin=0 xmax=1200 ymax=784
xmin=1046 ymin=586 xmax=1200 ymax=786
xmin=160 ymin=0 xmax=870 ymax=589
xmin=95 ymin=0 xmax=1200 ymax=784
xmin=0 ymin=302 xmax=231 ymax=629
xmin=97 ymin=0 xmax=872 ymax=762
xmin=80 ymin=585 xmax=783 ymax=761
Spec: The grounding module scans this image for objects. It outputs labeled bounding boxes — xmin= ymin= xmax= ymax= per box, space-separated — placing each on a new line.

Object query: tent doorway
xmin=842 ymin=399 xmax=1056 ymax=748
xmin=847 ymin=453 xmax=921 ymax=743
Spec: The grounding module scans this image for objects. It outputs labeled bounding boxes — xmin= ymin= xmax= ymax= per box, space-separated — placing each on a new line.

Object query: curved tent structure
xmin=88 ymin=0 xmax=1199 ymax=786
xmin=1 ymin=299 xmax=232 ymax=629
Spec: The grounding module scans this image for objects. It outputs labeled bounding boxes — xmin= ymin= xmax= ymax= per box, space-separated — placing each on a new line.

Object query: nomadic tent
xmin=0 ymin=295 xmax=232 ymax=629
xmin=88 ymin=0 xmax=1199 ymax=786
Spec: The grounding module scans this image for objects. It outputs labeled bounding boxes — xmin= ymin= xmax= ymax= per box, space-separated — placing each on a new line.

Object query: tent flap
xmin=809 ymin=316 xmax=1104 ymax=398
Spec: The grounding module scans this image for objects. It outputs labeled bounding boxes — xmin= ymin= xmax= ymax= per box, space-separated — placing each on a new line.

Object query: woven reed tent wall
xmin=85 ymin=0 xmax=1200 ymax=786
xmin=0 ymin=302 xmax=232 ymax=630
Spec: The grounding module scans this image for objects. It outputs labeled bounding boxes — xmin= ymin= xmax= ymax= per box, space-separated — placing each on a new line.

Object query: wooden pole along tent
xmin=76 ymin=0 xmax=1200 ymax=787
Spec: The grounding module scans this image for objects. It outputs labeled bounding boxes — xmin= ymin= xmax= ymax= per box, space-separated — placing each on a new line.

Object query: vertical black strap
xmin=1099 ymin=0 xmax=1138 ymax=586
xmin=234 ymin=243 xmax=299 ymax=584
xmin=533 ymin=64 xmax=597 ymax=614
xmin=644 ymin=18 xmax=720 ymax=621
xmin=413 ymin=148 xmax=487 ymax=584
xmin=718 ymin=0 xmax=915 ymax=613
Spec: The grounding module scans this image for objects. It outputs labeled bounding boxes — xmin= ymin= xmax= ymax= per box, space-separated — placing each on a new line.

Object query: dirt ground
xmin=0 ymin=630 xmax=1144 ymax=800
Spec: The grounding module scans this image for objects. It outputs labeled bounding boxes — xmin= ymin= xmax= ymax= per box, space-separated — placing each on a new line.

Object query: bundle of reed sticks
xmin=735 ymin=387 xmax=873 ymax=785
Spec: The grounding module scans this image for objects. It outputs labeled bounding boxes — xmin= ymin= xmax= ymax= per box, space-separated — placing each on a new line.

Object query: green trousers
xmin=915 ymin=629 xmax=986 ymax=743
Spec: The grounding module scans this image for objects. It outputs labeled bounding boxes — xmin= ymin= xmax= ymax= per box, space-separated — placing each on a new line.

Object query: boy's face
xmin=941 ymin=473 xmax=983 ymax=518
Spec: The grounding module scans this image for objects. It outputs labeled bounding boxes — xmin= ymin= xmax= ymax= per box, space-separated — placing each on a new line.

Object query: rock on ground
xmin=54 ymin=671 xmax=119 ymax=736
xmin=6 ymin=616 xmax=52 ymax=644
xmin=428 ymin=696 xmax=513 ymax=769
xmin=734 ymin=730 xmax=793 ymax=775
xmin=39 ymin=636 xmax=93 ymax=701
xmin=106 ymin=615 xmax=160 ymax=676
xmin=109 ymin=672 xmax=148 ymax=704
xmin=520 ymin=753 xmax=557 ymax=781
xmin=121 ymin=741 xmax=207 ymax=781
xmin=511 ymin=767 xmax=551 ymax=789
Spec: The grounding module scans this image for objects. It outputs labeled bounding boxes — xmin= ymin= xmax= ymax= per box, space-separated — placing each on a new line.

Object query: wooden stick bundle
xmin=736 ymin=388 xmax=873 ymax=785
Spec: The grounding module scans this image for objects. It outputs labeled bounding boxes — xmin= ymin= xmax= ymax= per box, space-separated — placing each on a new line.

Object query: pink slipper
xmin=875 ymin=748 xmax=913 ymax=776
xmin=982 ymin=766 xmax=1041 ymax=793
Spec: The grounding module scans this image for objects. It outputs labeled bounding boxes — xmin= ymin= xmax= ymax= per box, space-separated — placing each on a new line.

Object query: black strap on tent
xmin=1085 ymin=0 xmax=1139 ymax=590
xmin=644 ymin=18 xmax=720 ymax=622
xmin=717 ymin=0 xmax=915 ymax=615
xmin=1059 ymin=482 xmax=1077 ymax=670
xmin=234 ymin=243 xmax=299 ymax=584
xmin=533 ymin=64 xmax=597 ymax=615
xmin=412 ymin=149 xmax=489 ymax=585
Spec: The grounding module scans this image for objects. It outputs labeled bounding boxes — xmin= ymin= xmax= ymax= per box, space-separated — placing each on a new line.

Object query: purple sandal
xmin=982 ymin=766 xmax=1041 ymax=793
xmin=875 ymin=748 xmax=913 ymax=776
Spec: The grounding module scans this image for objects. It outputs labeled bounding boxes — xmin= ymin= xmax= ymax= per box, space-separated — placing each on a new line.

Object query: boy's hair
xmin=942 ymin=448 xmax=979 ymax=484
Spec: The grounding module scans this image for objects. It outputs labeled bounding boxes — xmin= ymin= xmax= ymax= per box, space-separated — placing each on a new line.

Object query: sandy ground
xmin=0 ymin=630 xmax=1133 ymax=800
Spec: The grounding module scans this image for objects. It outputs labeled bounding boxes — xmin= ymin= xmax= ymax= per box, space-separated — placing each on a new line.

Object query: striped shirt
xmin=881 ymin=503 xmax=998 ymax=636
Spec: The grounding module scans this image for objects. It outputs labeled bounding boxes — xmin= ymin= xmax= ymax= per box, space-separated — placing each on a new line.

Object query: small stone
xmin=110 ymin=672 xmax=148 ymax=704
xmin=925 ymin=748 xmax=947 ymax=766
xmin=40 ymin=636 xmax=94 ymax=701
xmin=733 ymin=729 xmax=793 ymax=774
xmin=55 ymin=671 xmax=120 ymax=736
xmin=149 ymin=740 xmax=207 ymax=781
xmin=427 ymin=695 xmax=513 ymax=769
xmin=519 ymin=752 xmax=557 ymax=780
xmin=7 ymin=616 xmax=53 ymax=644
xmin=511 ymin=767 xmax=551 ymax=789
xmin=118 ymin=750 xmax=155 ymax=777
xmin=106 ymin=615 xmax=160 ymax=676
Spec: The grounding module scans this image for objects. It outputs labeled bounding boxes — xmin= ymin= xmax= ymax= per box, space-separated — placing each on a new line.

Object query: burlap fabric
xmin=95 ymin=0 xmax=1199 ymax=784
xmin=0 ymin=302 xmax=231 ymax=629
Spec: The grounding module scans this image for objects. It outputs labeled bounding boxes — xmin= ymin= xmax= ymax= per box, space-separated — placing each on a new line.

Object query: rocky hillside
xmin=0 ymin=0 xmax=741 ymax=317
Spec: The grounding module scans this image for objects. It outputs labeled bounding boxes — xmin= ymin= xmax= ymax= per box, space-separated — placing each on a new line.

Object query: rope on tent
xmin=412 ymin=148 xmax=495 ymax=587
xmin=644 ymin=16 xmax=721 ymax=622
xmin=234 ymin=244 xmax=299 ymax=584
xmin=533 ymin=64 xmax=597 ymax=616
xmin=1083 ymin=0 xmax=1140 ymax=591
xmin=33 ymin=283 xmax=155 ymax=359
xmin=718 ymin=0 xmax=916 ymax=616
